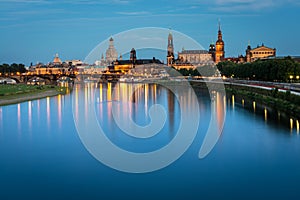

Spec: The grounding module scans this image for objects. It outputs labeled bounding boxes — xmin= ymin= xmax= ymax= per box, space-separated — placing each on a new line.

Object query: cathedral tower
xmin=167 ymin=32 xmax=174 ymax=66
xmin=209 ymin=42 xmax=216 ymax=62
xmin=105 ymin=37 xmax=118 ymax=64
xmin=130 ymin=48 xmax=136 ymax=65
xmin=215 ymin=21 xmax=225 ymax=63
xmin=246 ymin=42 xmax=252 ymax=62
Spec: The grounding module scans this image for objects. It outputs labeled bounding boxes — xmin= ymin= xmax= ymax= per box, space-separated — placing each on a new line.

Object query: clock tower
xmin=215 ymin=21 xmax=225 ymax=63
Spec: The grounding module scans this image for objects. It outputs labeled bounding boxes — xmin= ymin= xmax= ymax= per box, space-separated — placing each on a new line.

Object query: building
xmin=167 ymin=32 xmax=175 ymax=66
xmin=166 ymin=22 xmax=224 ymax=69
xmin=209 ymin=43 xmax=216 ymax=62
xmin=96 ymin=37 xmax=119 ymax=66
xmin=166 ymin=34 xmax=215 ymax=69
xmin=245 ymin=43 xmax=276 ymax=62
xmin=113 ymin=48 xmax=163 ymax=73
xmin=105 ymin=37 xmax=118 ymax=64
xmin=178 ymin=50 xmax=213 ymax=65
xmin=53 ymin=53 xmax=62 ymax=65
xmin=65 ymin=59 xmax=83 ymax=67
xmin=28 ymin=53 xmax=77 ymax=76
xmin=215 ymin=22 xmax=225 ymax=63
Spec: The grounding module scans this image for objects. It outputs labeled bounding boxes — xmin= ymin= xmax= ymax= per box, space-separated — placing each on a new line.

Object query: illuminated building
xmin=245 ymin=43 xmax=276 ymax=62
xmin=215 ymin=22 xmax=225 ymax=63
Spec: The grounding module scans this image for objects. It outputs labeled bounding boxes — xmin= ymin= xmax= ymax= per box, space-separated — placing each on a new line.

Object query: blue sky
xmin=0 ymin=0 xmax=299 ymax=65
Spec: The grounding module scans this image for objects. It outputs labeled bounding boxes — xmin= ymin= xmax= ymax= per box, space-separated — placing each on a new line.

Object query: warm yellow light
xmin=290 ymin=118 xmax=294 ymax=131
xmin=253 ymin=101 xmax=256 ymax=112
xmin=296 ymin=120 xmax=299 ymax=134
xmin=16 ymin=72 xmax=20 ymax=75
xmin=290 ymin=75 xmax=294 ymax=79
xmin=242 ymin=99 xmax=245 ymax=107
xmin=264 ymin=107 xmax=267 ymax=121
xmin=296 ymin=76 xmax=300 ymax=80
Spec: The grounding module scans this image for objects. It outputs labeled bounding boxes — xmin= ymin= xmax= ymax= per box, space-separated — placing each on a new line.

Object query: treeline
xmin=0 ymin=63 xmax=26 ymax=74
xmin=169 ymin=65 xmax=218 ymax=77
xmin=217 ymin=57 xmax=300 ymax=82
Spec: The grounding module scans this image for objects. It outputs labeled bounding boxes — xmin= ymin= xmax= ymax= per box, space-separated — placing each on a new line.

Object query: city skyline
xmin=0 ymin=0 xmax=299 ymax=65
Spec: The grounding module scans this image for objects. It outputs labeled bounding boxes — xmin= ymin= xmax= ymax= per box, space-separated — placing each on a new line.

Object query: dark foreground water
xmin=0 ymin=83 xmax=300 ymax=199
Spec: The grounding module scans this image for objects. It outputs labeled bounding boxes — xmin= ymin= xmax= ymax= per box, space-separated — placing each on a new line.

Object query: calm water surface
xmin=0 ymin=83 xmax=300 ymax=199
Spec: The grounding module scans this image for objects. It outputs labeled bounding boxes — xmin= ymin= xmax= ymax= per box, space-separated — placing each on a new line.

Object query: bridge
xmin=0 ymin=72 xmax=122 ymax=84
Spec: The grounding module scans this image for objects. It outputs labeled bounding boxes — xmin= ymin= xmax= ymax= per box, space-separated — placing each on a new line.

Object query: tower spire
xmin=215 ymin=19 xmax=225 ymax=63
xmin=167 ymin=31 xmax=174 ymax=66
xmin=218 ymin=18 xmax=221 ymax=31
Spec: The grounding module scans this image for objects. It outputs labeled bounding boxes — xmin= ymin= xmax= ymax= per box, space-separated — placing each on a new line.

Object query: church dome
xmin=53 ymin=53 xmax=62 ymax=64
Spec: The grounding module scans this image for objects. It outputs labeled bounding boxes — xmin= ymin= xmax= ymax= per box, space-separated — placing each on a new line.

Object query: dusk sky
xmin=0 ymin=0 xmax=299 ymax=65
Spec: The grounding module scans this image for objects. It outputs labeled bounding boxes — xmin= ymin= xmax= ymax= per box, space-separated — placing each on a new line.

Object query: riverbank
xmin=0 ymin=85 xmax=67 ymax=106
xmin=226 ymin=85 xmax=300 ymax=119
xmin=190 ymin=80 xmax=300 ymax=119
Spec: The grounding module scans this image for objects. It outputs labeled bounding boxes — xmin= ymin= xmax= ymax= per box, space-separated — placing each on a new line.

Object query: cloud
xmin=116 ymin=11 xmax=150 ymax=16
xmin=189 ymin=0 xmax=299 ymax=12
xmin=58 ymin=0 xmax=130 ymax=5
xmin=0 ymin=0 xmax=50 ymax=3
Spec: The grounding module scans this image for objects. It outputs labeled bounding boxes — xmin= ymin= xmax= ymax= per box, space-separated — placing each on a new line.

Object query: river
xmin=0 ymin=82 xmax=300 ymax=199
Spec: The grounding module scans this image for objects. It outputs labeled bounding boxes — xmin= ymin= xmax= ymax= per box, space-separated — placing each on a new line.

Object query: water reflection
xmin=290 ymin=118 xmax=294 ymax=132
xmin=57 ymin=95 xmax=62 ymax=129
xmin=264 ymin=107 xmax=268 ymax=122
xmin=47 ymin=97 xmax=51 ymax=130
xmin=28 ymin=101 xmax=32 ymax=131
xmin=37 ymin=100 xmax=40 ymax=125
xmin=73 ymin=82 xmax=203 ymax=153
xmin=17 ymin=103 xmax=21 ymax=135
xmin=228 ymin=94 xmax=299 ymax=133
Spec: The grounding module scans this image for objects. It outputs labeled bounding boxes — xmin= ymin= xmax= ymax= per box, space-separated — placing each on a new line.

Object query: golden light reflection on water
xmin=106 ymin=83 xmax=113 ymax=119
xmin=99 ymin=83 xmax=103 ymax=102
xmin=290 ymin=118 xmax=294 ymax=131
xmin=242 ymin=99 xmax=245 ymax=107
xmin=264 ymin=107 xmax=268 ymax=122
xmin=253 ymin=101 xmax=256 ymax=112
xmin=232 ymin=95 xmax=235 ymax=109
xmin=296 ymin=120 xmax=299 ymax=134
xmin=216 ymin=92 xmax=226 ymax=134
xmin=57 ymin=94 xmax=62 ymax=128
xmin=145 ymin=84 xmax=149 ymax=117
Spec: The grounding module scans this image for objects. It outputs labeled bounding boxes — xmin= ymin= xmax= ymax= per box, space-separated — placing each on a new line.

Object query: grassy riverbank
xmin=0 ymin=84 xmax=67 ymax=106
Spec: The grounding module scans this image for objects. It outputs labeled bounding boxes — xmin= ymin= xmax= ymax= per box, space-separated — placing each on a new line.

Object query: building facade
xmin=177 ymin=50 xmax=213 ymax=65
xmin=246 ymin=43 xmax=276 ymax=62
